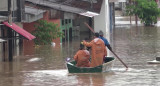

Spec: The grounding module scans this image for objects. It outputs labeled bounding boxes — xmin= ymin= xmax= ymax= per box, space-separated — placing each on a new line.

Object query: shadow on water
xmin=1 ymin=24 xmax=160 ymax=85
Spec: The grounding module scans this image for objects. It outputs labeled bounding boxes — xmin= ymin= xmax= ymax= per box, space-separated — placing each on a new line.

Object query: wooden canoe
xmin=66 ymin=57 xmax=115 ymax=73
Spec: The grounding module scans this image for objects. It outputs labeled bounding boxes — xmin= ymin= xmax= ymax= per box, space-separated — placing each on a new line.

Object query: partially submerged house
xmin=25 ymin=0 xmax=104 ymax=42
xmin=0 ymin=0 xmax=35 ymax=61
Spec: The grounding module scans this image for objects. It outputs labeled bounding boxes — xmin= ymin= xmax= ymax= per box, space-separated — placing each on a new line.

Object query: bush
xmin=32 ymin=20 xmax=64 ymax=45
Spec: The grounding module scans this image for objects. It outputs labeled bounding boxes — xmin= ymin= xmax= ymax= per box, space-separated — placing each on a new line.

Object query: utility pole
xmin=8 ymin=0 xmax=12 ymax=24
xmin=8 ymin=0 xmax=13 ymax=61
xmin=1 ymin=25 xmax=6 ymax=61
xmin=135 ymin=1 xmax=138 ymax=26
xmin=129 ymin=0 xmax=132 ymax=24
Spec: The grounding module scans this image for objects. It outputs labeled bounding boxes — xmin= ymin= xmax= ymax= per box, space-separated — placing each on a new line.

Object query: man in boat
xmin=99 ymin=30 xmax=112 ymax=62
xmin=82 ymin=32 xmax=107 ymax=67
xmin=99 ymin=30 xmax=112 ymax=51
xmin=74 ymin=44 xmax=90 ymax=67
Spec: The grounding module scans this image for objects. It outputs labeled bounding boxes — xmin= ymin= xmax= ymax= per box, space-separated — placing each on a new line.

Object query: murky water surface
xmin=1 ymin=23 xmax=160 ymax=86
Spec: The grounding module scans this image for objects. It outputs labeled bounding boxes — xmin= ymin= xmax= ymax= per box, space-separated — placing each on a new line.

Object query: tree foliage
xmin=32 ymin=20 xmax=63 ymax=45
xmin=126 ymin=0 xmax=160 ymax=26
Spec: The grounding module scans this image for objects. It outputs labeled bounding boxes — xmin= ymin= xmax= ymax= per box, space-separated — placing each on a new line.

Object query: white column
xmin=94 ymin=0 xmax=111 ymax=56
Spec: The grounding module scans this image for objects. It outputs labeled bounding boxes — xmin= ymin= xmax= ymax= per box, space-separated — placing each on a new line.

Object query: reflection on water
xmin=22 ymin=70 xmax=114 ymax=86
xmin=22 ymin=70 xmax=69 ymax=86
xmin=1 ymin=24 xmax=160 ymax=86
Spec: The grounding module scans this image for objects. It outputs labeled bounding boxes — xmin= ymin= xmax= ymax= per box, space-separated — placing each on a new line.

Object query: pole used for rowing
xmin=84 ymin=22 xmax=128 ymax=69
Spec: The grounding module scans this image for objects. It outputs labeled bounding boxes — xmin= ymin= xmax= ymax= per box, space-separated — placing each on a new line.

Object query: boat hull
xmin=66 ymin=57 xmax=115 ymax=73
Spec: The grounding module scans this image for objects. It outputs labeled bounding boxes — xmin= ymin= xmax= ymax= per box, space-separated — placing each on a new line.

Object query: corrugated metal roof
xmin=3 ymin=22 xmax=36 ymax=40
xmin=46 ymin=0 xmax=102 ymax=13
xmin=25 ymin=6 xmax=46 ymax=15
xmin=79 ymin=11 xmax=99 ymax=17
xmin=25 ymin=0 xmax=102 ymax=17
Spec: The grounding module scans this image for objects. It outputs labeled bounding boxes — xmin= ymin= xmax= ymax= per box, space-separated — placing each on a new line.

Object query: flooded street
xmin=1 ymin=22 xmax=160 ymax=86
xmin=109 ymin=25 xmax=160 ymax=86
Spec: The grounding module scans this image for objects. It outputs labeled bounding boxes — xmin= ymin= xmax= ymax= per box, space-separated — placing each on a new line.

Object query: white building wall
xmin=94 ymin=0 xmax=111 ymax=56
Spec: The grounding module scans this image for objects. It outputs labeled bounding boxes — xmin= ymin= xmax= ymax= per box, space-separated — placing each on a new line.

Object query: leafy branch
xmin=126 ymin=0 xmax=160 ymax=26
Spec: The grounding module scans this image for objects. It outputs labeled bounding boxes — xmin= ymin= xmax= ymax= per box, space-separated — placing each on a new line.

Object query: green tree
xmin=33 ymin=20 xmax=63 ymax=45
xmin=126 ymin=0 xmax=160 ymax=26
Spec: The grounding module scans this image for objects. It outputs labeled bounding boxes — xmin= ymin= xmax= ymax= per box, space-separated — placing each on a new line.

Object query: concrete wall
xmin=94 ymin=0 xmax=110 ymax=39
xmin=94 ymin=0 xmax=111 ymax=56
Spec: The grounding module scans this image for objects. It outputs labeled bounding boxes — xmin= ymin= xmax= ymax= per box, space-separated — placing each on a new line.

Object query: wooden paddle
xmin=110 ymin=50 xmax=128 ymax=68
xmin=84 ymin=22 xmax=128 ymax=69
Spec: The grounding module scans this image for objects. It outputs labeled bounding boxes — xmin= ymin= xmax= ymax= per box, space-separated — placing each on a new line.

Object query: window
xmin=65 ymin=19 xmax=68 ymax=24
xmin=69 ymin=19 xmax=71 ymax=23
xmin=62 ymin=19 xmax=64 ymax=25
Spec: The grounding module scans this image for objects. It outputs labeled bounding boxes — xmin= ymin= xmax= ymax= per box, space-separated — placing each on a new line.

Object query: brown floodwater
xmin=1 ymin=22 xmax=160 ymax=86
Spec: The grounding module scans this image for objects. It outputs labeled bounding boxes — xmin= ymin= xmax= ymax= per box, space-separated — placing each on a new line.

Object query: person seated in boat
xmin=82 ymin=32 xmax=107 ymax=67
xmin=74 ymin=44 xmax=90 ymax=67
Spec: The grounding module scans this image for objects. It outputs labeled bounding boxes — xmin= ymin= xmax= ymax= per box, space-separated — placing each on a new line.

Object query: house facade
xmin=24 ymin=0 xmax=99 ymax=44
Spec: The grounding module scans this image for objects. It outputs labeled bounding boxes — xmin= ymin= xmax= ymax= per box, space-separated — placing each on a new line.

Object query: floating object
xmin=147 ymin=57 xmax=160 ymax=64
xmin=65 ymin=57 xmax=71 ymax=62
xmin=66 ymin=57 xmax=115 ymax=73
xmin=156 ymin=57 xmax=160 ymax=61
xmin=51 ymin=42 xmax=56 ymax=46
xmin=27 ymin=58 xmax=41 ymax=62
